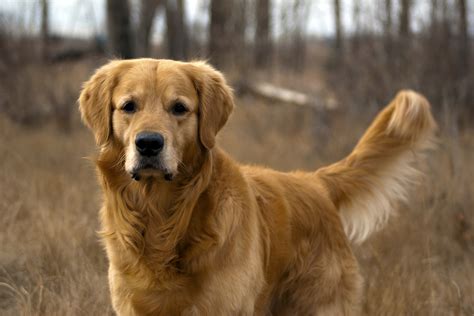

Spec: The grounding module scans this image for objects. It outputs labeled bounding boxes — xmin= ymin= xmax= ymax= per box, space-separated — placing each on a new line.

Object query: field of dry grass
xmin=0 ymin=60 xmax=473 ymax=315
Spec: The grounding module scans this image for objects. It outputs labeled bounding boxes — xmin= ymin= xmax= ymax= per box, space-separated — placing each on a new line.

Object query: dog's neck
xmin=96 ymin=144 xmax=216 ymax=275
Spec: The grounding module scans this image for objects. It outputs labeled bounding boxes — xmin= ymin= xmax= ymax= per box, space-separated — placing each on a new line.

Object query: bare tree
xmin=208 ymin=0 xmax=249 ymax=68
xmin=209 ymin=0 xmax=232 ymax=67
xmin=233 ymin=0 xmax=248 ymax=59
xmin=457 ymin=0 xmax=469 ymax=75
xmin=255 ymin=0 xmax=272 ymax=68
xmin=430 ymin=0 xmax=439 ymax=23
xmin=382 ymin=0 xmax=393 ymax=54
xmin=40 ymin=0 xmax=49 ymax=61
xmin=277 ymin=0 xmax=310 ymax=71
xmin=351 ymin=0 xmax=362 ymax=51
xmin=106 ymin=0 xmax=133 ymax=58
xmin=384 ymin=0 xmax=392 ymax=36
xmin=136 ymin=0 xmax=162 ymax=57
xmin=353 ymin=0 xmax=361 ymax=32
xmin=290 ymin=0 xmax=310 ymax=71
xmin=399 ymin=0 xmax=411 ymax=39
xmin=429 ymin=0 xmax=447 ymax=37
xmin=334 ymin=0 xmax=343 ymax=55
xmin=165 ymin=0 xmax=188 ymax=60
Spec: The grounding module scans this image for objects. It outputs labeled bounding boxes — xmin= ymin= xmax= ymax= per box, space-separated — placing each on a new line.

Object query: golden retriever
xmin=79 ymin=59 xmax=436 ymax=315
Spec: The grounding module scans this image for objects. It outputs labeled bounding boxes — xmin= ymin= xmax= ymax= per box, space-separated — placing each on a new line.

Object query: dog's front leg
xmin=108 ymin=266 xmax=141 ymax=316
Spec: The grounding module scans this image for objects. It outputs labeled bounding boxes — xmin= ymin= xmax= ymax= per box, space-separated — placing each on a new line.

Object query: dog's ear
xmin=78 ymin=61 xmax=124 ymax=146
xmin=186 ymin=61 xmax=234 ymax=150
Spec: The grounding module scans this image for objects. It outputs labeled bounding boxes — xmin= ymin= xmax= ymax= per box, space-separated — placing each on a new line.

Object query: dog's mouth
xmin=130 ymin=160 xmax=174 ymax=182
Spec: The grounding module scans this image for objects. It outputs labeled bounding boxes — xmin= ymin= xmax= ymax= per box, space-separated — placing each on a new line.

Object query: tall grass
xmin=0 ymin=118 xmax=112 ymax=315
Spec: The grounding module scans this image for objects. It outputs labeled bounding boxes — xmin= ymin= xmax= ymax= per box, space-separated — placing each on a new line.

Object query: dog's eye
xmin=122 ymin=101 xmax=136 ymax=113
xmin=171 ymin=102 xmax=188 ymax=116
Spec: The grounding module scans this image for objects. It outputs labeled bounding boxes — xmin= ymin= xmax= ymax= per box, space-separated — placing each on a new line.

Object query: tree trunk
xmin=136 ymin=0 xmax=161 ymax=57
xmin=430 ymin=0 xmax=449 ymax=38
xmin=430 ymin=0 xmax=438 ymax=26
xmin=106 ymin=0 xmax=133 ymax=59
xmin=233 ymin=0 xmax=247 ymax=62
xmin=40 ymin=0 xmax=49 ymax=61
xmin=399 ymin=0 xmax=411 ymax=39
xmin=209 ymin=0 xmax=233 ymax=67
xmin=352 ymin=0 xmax=361 ymax=52
xmin=383 ymin=0 xmax=393 ymax=54
xmin=457 ymin=0 xmax=469 ymax=76
xmin=353 ymin=0 xmax=361 ymax=32
xmin=384 ymin=0 xmax=392 ymax=36
xmin=334 ymin=0 xmax=343 ymax=55
xmin=255 ymin=0 xmax=271 ymax=68
xmin=165 ymin=0 xmax=188 ymax=60
xmin=290 ymin=0 xmax=309 ymax=71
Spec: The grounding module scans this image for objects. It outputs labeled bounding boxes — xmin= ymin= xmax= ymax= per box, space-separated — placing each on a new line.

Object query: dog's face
xmin=79 ymin=59 xmax=234 ymax=181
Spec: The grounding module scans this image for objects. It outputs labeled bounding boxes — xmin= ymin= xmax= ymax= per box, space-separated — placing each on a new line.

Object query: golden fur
xmin=79 ymin=59 xmax=436 ymax=315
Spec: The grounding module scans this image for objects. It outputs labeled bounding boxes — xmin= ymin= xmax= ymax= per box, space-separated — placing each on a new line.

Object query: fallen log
xmin=236 ymin=80 xmax=337 ymax=110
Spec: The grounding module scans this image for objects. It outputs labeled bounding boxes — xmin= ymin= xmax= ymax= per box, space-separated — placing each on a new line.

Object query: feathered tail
xmin=317 ymin=90 xmax=437 ymax=243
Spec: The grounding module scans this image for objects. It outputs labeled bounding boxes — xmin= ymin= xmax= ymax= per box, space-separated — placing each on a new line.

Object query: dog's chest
xmin=125 ymin=277 xmax=199 ymax=315
xmin=109 ymin=217 xmax=209 ymax=282
xmin=113 ymin=250 xmax=205 ymax=314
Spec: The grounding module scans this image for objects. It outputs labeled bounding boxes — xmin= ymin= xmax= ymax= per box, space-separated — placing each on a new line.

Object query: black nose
xmin=135 ymin=132 xmax=164 ymax=157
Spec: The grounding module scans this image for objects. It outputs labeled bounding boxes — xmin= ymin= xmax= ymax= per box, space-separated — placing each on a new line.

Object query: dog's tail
xmin=317 ymin=90 xmax=436 ymax=243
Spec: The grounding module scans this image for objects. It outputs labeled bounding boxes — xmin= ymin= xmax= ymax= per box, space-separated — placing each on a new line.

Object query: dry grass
xmin=0 ymin=61 xmax=473 ymax=315
xmin=0 ymin=117 xmax=115 ymax=315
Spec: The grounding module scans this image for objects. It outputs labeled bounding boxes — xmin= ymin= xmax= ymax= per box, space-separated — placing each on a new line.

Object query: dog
xmin=79 ymin=59 xmax=436 ymax=315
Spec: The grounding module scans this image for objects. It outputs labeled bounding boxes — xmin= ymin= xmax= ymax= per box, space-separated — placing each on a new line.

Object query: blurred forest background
xmin=0 ymin=0 xmax=473 ymax=315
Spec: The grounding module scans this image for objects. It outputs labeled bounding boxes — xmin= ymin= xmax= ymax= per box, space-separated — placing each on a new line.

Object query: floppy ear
xmin=78 ymin=61 xmax=123 ymax=146
xmin=186 ymin=61 xmax=234 ymax=150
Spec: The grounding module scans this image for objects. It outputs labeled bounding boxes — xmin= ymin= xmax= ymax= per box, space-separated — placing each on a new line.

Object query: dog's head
xmin=79 ymin=59 xmax=234 ymax=181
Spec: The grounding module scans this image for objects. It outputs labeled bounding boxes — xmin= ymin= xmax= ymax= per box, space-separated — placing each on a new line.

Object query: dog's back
xmin=240 ymin=90 xmax=436 ymax=314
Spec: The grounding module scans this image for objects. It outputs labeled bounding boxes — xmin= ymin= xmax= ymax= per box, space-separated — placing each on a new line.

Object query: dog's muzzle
xmin=130 ymin=131 xmax=173 ymax=182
